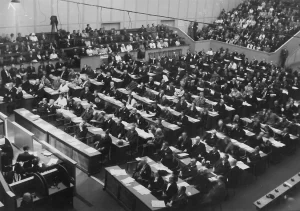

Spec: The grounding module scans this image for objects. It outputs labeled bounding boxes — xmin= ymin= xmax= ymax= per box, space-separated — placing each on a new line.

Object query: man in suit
xmin=115 ymin=104 xmax=129 ymax=121
xmin=227 ymin=159 xmax=241 ymax=189
xmin=1 ymin=66 xmax=12 ymax=86
xmin=180 ymin=158 xmax=198 ymax=180
xmin=206 ymin=146 xmax=220 ymax=165
xmin=16 ymin=146 xmax=36 ymax=169
xmin=47 ymin=99 xmax=56 ymax=115
xmin=111 ymin=119 xmax=125 ymax=138
xmin=176 ymin=132 xmax=192 ymax=153
xmin=175 ymin=96 xmax=187 ymax=112
xmin=162 ymin=175 xmax=178 ymax=203
xmin=190 ymin=136 xmax=207 ymax=160
xmin=121 ymin=70 xmax=132 ymax=88
xmin=94 ymin=130 xmax=112 ymax=159
xmin=125 ymin=125 xmax=139 ymax=151
xmin=77 ymin=122 xmax=88 ymax=144
xmin=177 ymin=111 xmax=189 ymax=131
xmin=104 ymin=116 xmax=114 ymax=131
xmin=134 ymin=113 xmax=147 ymax=130
xmin=213 ymin=154 xmax=230 ymax=176
xmin=133 ymin=159 xmax=152 ymax=187
xmin=81 ymin=104 xmax=94 ymax=122
xmin=80 ymin=86 xmax=93 ymax=102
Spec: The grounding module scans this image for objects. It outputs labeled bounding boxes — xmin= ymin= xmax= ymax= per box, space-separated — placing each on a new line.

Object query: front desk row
xmin=0 ymin=128 xmax=76 ymax=211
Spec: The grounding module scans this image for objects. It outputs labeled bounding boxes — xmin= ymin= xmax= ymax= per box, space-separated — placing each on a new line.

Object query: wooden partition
xmin=0 ymin=172 xmax=16 ymax=211
xmin=12 ymin=122 xmax=34 ymax=151
xmin=80 ymin=45 xmax=190 ymax=70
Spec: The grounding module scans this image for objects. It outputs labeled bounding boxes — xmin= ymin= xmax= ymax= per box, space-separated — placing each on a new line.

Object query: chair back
xmin=125 ymin=160 xmax=139 ymax=176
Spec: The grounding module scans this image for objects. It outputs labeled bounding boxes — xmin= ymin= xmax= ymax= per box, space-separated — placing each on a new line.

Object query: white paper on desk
xmin=282 ymin=89 xmax=288 ymax=95
xmin=121 ymin=177 xmax=135 ymax=184
xmin=242 ymin=102 xmax=251 ymax=107
xmin=210 ymin=89 xmax=215 ymax=95
xmin=51 ymin=158 xmax=58 ymax=164
xmin=30 ymin=115 xmax=40 ymax=120
xmin=43 ymin=150 xmax=53 ymax=156
xmin=178 ymin=181 xmax=190 ymax=187
xmin=133 ymin=185 xmax=145 ymax=191
xmin=152 ymin=200 xmax=166 ymax=208
xmin=292 ymin=86 xmax=298 ymax=90
xmin=196 ymin=161 xmax=202 ymax=166
xmin=135 ymin=157 xmax=142 ymax=161
xmin=70 ymin=142 xmax=81 ymax=146
xmin=84 ymin=147 xmax=98 ymax=154
xmin=178 ymin=153 xmax=189 ymax=157
xmin=92 ymin=128 xmax=103 ymax=132
xmin=236 ymin=161 xmax=249 ymax=170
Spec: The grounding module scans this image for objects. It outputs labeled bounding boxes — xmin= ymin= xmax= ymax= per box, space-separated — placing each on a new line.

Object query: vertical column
xmin=82 ymin=0 xmax=85 ymax=30
xmin=186 ymin=0 xmax=190 ymax=20
xmin=135 ymin=0 xmax=138 ymax=28
xmin=96 ymin=0 xmax=100 ymax=29
xmin=156 ymin=0 xmax=160 ymax=23
xmin=33 ymin=0 xmax=37 ymax=32
xmin=67 ymin=1 xmax=70 ymax=31
xmin=195 ymin=0 xmax=199 ymax=20
xmin=146 ymin=0 xmax=149 ymax=25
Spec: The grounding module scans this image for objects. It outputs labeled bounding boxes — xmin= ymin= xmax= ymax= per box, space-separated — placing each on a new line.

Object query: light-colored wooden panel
xmin=111 ymin=0 xmax=125 ymax=22
xmin=158 ymin=0 xmax=169 ymax=16
xmin=178 ymin=0 xmax=188 ymax=19
xmin=135 ymin=0 xmax=147 ymax=21
xmin=68 ymin=0 xmax=83 ymax=24
xmin=187 ymin=0 xmax=198 ymax=19
xmin=57 ymin=1 xmax=68 ymax=25
xmin=169 ymin=0 xmax=180 ymax=18
xmin=35 ymin=0 xmax=51 ymax=27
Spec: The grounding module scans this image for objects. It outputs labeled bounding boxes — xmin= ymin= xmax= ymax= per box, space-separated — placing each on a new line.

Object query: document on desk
xmin=133 ymin=185 xmax=151 ymax=195
xmin=42 ymin=150 xmax=53 ymax=156
xmin=20 ymin=110 xmax=30 ymax=115
xmin=237 ymin=161 xmax=249 ymax=170
xmin=47 ymin=158 xmax=58 ymax=166
xmin=151 ymin=200 xmax=166 ymax=208
xmin=177 ymin=153 xmax=189 ymax=158
xmin=121 ymin=177 xmax=135 ymax=185
xmin=178 ymin=181 xmax=190 ymax=187
xmin=30 ymin=115 xmax=40 ymax=120
xmin=110 ymin=169 xmax=127 ymax=176
xmin=84 ymin=147 xmax=98 ymax=154
xmin=92 ymin=128 xmax=103 ymax=132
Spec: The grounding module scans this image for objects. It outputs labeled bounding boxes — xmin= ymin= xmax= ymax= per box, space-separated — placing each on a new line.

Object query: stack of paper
xmin=151 ymin=200 xmax=166 ymax=208
xmin=236 ymin=161 xmax=249 ymax=170
xmin=177 ymin=153 xmax=189 ymax=158
xmin=121 ymin=177 xmax=135 ymax=185
xmin=177 ymin=181 xmax=190 ymax=187
xmin=42 ymin=150 xmax=53 ymax=156
xmin=47 ymin=158 xmax=59 ymax=166
xmin=110 ymin=169 xmax=127 ymax=176
xmin=84 ymin=147 xmax=98 ymax=154
xmin=133 ymin=185 xmax=151 ymax=195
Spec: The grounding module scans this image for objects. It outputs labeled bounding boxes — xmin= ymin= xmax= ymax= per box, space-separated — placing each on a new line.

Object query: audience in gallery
xmin=0 ymin=23 xmax=184 ymax=66
xmin=2 ymin=43 xmax=300 ymax=208
xmin=192 ymin=0 xmax=300 ymax=53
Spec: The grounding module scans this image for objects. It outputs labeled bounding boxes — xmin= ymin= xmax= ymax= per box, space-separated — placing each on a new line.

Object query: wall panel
xmin=0 ymin=0 xmax=244 ymax=35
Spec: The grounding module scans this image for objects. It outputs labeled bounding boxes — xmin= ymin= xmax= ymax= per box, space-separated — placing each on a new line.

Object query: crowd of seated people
xmin=0 ymin=23 xmax=185 ymax=67
xmin=194 ymin=0 xmax=300 ymax=52
xmin=1 ymin=44 xmax=300 ymax=207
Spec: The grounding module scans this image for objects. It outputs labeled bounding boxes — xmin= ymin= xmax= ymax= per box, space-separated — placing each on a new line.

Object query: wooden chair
xmin=125 ymin=160 xmax=139 ymax=176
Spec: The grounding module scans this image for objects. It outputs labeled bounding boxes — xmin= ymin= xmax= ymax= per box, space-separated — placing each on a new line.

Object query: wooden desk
xmin=15 ymin=108 xmax=101 ymax=175
xmin=87 ymin=127 xmax=130 ymax=164
xmin=47 ymin=127 xmax=101 ymax=175
xmin=14 ymin=108 xmax=56 ymax=142
xmin=254 ymin=172 xmax=300 ymax=210
xmin=141 ymin=156 xmax=200 ymax=198
xmin=104 ymin=166 xmax=167 ymax=211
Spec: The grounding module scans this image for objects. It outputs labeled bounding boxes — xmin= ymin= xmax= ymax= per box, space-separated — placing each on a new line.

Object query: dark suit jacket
xmin=111 ymin=122 xmax=125 ymax=138
xmin=214 ymin=160 xmax=230 ymax=176
xmin=133 ymin=163 xmax=152 ymax=182
xmin=175 ymin=101 xmax=187 ymax=112
xmin=16 ymin=152 xmax=35 ymax=168
xmin=163 ymin=182 xmax=178 ymax=201
xmin=177 ymin=137 xmax=192 ymax=152
xmin=190 ymin=142 xmax=207 ymax=159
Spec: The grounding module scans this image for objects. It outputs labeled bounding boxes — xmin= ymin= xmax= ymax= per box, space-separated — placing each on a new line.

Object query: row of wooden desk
xmin=14 ymin=108 xmax=101 ymax=175
xmin=104 ymin=156 xmax=199 ymax=211
xmin=254 ymin=172 xmax=300 ymax=210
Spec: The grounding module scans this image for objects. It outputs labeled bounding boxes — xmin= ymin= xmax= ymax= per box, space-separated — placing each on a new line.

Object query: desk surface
xmin=105 ymin=166 xmax=166 ymax=211
xmin=14 ymin=108 xmax=56 ymax=133
xmin=87 ymin=127 xmax=130 ymax=149
xmin=141 ymin=156 xmax=200 ymax=197
xmin=47 ymin=127 xmax=101 ymax=157
xmin=254 ymin=172 xmax=300 ymax=209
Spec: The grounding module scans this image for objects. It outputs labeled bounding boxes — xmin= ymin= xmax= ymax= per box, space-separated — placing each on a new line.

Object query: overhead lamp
xmin=11 ymin=0 xmax=20 ymax=3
